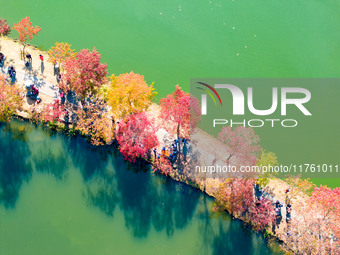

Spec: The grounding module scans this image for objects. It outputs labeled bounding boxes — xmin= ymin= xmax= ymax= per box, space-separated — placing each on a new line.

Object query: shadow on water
xmin=58 ymin=132 xmax=193 ymax=238
xmin=196 ymin=195 xmax=283 ymax=255
xmin=212 ymin=221 xmax=255 ymax=255
xmin=83 ymin=148 xmax=201 ymax=238
xmin=67 ymin=137 xmax=113 ymax=181
xmin=0 ymin=123 xmax=33 ymax=208
xmin=150 ymin=176 xmax=200 ymax=236
xmin=33 ymin=140 xmax=69 ymax=180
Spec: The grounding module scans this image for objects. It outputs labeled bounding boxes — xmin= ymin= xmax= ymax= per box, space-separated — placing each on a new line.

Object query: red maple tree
xmin=159 ymin=85 xmax=201 ymax=138
xmin=218 ymin=126 xmax=261 ymax=169
xmin=287 ymin=186 xmax=340 ymax=254
xmin=61 ymin=48 xmax=107 ymax=99
xmin=214 ymin=178 xmax=276 ymax=232
xmin=42 ymin=99 xmax=66 ymax=123
xmin=249 ymin=199 xmax=276 ymax=231
xmin=214 ymin=178 xmax=255 ymax=217
xmin=0 ymin=18 xmax=11 ymax=40
xmin=116 ymin=112 xmax=159 ymax=163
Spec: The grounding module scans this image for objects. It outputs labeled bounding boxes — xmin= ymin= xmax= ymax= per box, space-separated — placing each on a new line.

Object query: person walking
xmin=153 ymin=148 xmax=157 ymax=160
xmin=26 ymin=53 xmax=32 ymax=62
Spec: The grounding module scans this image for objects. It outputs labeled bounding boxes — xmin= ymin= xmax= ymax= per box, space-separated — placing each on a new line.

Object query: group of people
xmin=25 ymin=53 xmax=44 ymax=68
xmin=7 ymin=65 xmax=16 ymax=81
xmin=153 ymin=138 xmax=190 ymax=164
xmin=27 ymin=83 xmax=42 ymax=104
xmin=153 ymin=137 xmax=190 ymax=164
xmin=255 ymin=183 xmax=293 ymax=233
xmin=0 ymin=50 xmax=46 ymax=104
xmin=1 ymin=52 xmax=17 ymax=84
xmin=274 ymin=199 xmax=284 ymax=225
xmin=285 ymin=188 xmax=292 ymax=223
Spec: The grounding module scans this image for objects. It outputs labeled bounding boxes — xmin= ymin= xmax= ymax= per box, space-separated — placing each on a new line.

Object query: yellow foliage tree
xmin=47 ymin=42 xmax=76 ymax=68
xmin=107 ymin=71 xmax=157 ymax=120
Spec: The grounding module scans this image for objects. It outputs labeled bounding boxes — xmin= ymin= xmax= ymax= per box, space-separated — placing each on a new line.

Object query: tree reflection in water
xmin=0 ymin=121 xmax=282 ymax=255
xmin=84 ymin=153 xmax=200 ymax=238
xmin=0 ymin=123 xmax=32 ymax=208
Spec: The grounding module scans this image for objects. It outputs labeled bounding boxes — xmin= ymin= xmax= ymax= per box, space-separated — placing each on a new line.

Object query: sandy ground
xmin=1 ymin=37 xmax=57 ymax=85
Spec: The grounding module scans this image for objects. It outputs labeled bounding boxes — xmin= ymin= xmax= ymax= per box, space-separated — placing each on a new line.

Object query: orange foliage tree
xmin=0 ymin=75 xmax=23 ymax=122
xmin=159 ymin=85 xmax=201 ymax=138
xmin=107 ymin=72 xmax=156 ymax=120
xmin=76 ymin=97 xmax=114 ymax=146
xmin=152 ymin=156 xmax=173 ymax=176
xmin=13 ymin=17 xmax=41 ymax=55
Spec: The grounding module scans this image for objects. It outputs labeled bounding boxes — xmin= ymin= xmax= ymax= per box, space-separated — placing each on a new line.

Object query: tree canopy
xmin=159 ymin=85 xmax=201 ymax=138
xmin=0 ymin=18 xmax=11 ymax=38
xmin=0 ymin=75 xmax=23 ymax=123
xmin=13 ymin=17 xmax=41 ymax=44
xmin=116 ymin=112 xmax=158 ymax=163
xmin=47 ymin=42 xmax=76 ymax=67
xmin=107 ymin=72 xmax=156 ymax=120
xmin=61 ymin=48 xmax=107 ymax=99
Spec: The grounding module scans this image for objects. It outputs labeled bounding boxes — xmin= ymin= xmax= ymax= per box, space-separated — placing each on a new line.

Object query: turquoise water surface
xmin=0 ymin=122 xmax=283 ymax=255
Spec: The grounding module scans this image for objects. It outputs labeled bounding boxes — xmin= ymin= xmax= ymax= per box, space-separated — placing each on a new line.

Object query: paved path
xmin=1 ymin=63 xmax=59 ymax=98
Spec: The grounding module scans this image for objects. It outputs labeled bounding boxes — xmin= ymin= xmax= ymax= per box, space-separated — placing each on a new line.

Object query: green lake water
xmin=0 ymin=122 xmax=283 ymax=255
xmin=1 ymin=0 xmax=339 ymax=97
xmin=1 ymin=0 xmax=339 ymax=188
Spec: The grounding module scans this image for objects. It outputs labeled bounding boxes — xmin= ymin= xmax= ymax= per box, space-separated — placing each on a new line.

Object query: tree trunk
xmin=177 ymin=123 xmax=180 ymax=138
xmin=22 ymin=43 xmax=27 ymax=60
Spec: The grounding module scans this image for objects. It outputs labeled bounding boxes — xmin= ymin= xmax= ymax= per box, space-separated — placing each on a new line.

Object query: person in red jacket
xmin=39 ymin=54 xmax=44 ymax=62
